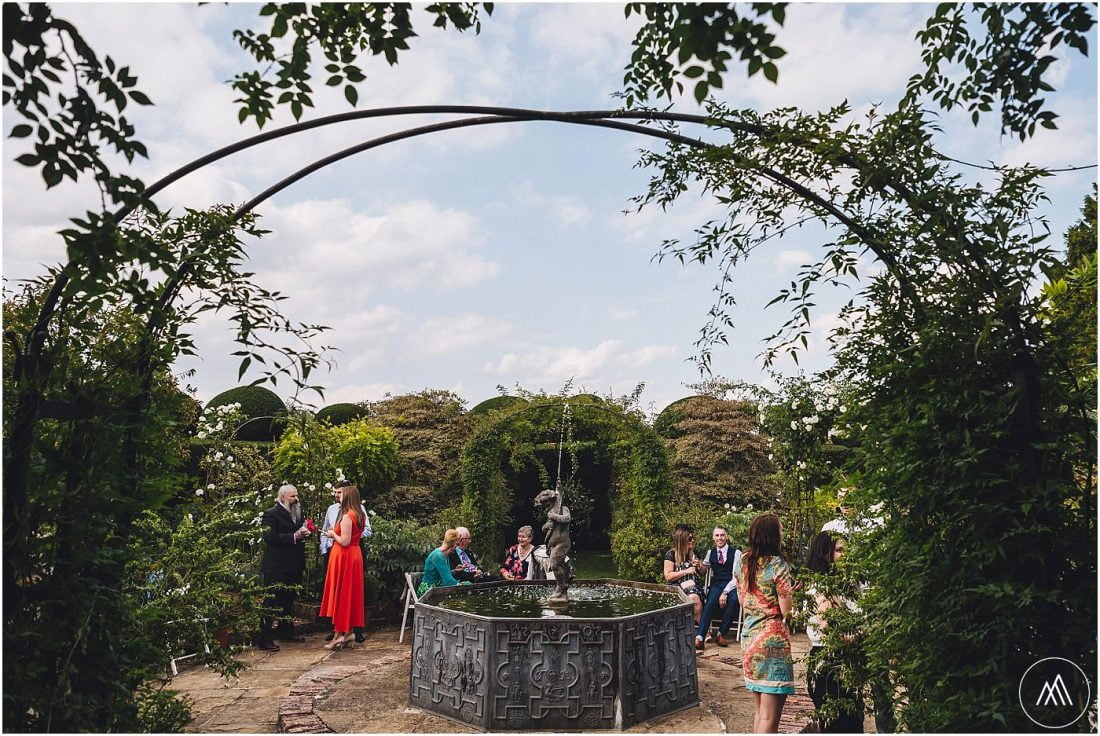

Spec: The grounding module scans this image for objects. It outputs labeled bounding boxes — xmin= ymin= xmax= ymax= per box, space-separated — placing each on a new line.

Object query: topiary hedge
xmin=652 ymin=395 xmax=701 ymax=438
xmin=468 ymin=395 xmax=527 ymax=418
xmin=205 ymin=386 xmax=286 ymax=441
xmin=316 ymin=402 xmax=369 ymax=426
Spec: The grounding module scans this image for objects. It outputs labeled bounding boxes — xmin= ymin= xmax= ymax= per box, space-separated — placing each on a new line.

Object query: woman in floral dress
xmin=735 ymin=513 xmax=795 ymax=733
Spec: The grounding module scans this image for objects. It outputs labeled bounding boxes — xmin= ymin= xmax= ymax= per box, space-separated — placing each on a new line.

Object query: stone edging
xmin=277 ymin=654 xmax=409 ymax=733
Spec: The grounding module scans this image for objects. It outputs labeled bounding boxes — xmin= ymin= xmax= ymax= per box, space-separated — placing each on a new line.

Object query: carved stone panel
xmin=409 ymin=610 xmax=488 ymax=727
xmin=489 ymin=621 xmax=617 ymax=731
xmin=619 ymin=605 xmax=698 ymax=727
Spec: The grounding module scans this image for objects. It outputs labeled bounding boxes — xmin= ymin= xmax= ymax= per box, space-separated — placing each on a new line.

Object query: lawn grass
xmin=572 ymin=549 xmax=618 ymax=579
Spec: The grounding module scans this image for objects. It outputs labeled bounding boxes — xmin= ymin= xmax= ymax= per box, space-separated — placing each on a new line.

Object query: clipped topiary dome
xmin=205 ymin=385 xmax=286 ymax=441
xmin=468 ymin=395 xmax=528 ymax=417
xmin=316 ymin=402 xmax=369 ymax=426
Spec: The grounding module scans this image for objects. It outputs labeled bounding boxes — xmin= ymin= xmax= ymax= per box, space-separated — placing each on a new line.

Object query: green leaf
xmin=9 ymin=124 xmax=32 ymax=138
xmin=693 ymin=80 xmax=708 ymax=103
xmin=344 ymin=85 xmax=358 ymax=106
xmin=762 ymin=62 xmax=778 ymax=83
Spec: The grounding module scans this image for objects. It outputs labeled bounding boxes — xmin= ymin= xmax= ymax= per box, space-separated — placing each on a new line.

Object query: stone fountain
xmin=408 ymin=481 xmax=699 ymax=731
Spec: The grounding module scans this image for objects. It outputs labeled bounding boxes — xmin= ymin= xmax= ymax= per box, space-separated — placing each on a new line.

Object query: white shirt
xmin=707 ymin=544 xmax=742 ymax=595
xmin=319 ymin=502 xmax=371 ymax=555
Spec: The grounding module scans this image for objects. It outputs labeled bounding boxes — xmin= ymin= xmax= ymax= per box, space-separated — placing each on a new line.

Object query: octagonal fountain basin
xmin=408 ymin=579 xmax=699 ymax=731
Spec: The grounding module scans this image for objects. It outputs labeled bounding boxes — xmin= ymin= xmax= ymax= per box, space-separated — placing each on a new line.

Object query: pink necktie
xmin=718 ymin=549 xmax=725 ymax=565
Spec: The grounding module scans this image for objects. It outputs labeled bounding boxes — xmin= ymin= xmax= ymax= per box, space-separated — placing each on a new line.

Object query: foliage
xmin=231 ymin=2 xmax=494 ymax=126
xmin=467 ymin=394 xmax=527 ymax=417
xmin=627 ymin=16 xmax=1096 ymax=721
xmin=361 ymin=515 xmax=438 ymax=607
xmin=274 ymin=414 xmax=398 ymax=496
xmin=3 ymin=3 xmax=150 ymax=202
xmin=1041 ymin=187 xmax=1098 ymax=394
xmin=316 ymin=401 xmax=368 ymax=426
xmin=622 ymin=3 xmax=788 ymax=106
xmin=2 ymin=286 xmax=198 ymax=731
xmin=903 ymin=3 xmax=1096 ymax=139
xmin=657 ymin=394 xmax=777 ymax=508
xmin=459 ymin=390 xmax=671 ymax=579
xmin=368 ymin=389 xmax=473 ymax=522
xmin=205 ymin=385 xmax=287 ymax=441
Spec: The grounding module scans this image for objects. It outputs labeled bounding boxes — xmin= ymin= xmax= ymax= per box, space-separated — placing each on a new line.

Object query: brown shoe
xmin=716 ymin=634 xmax=728 ymax=647
xmin=695 ymin=638 xmax=704 ymax=652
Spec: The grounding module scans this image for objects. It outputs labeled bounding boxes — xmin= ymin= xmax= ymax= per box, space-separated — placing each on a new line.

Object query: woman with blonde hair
xmin=319 ymin=484 xmax=366 ymax=650
xmin=735 ymin=513 xmax=795 ymax=732
xmin=662 ymin=524 xmax=704 ymax=624
xmin=418 ymin=529 xmax=469 ymax=597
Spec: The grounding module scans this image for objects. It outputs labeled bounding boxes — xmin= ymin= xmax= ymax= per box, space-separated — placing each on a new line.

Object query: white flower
xmin=213 ymin=451 xmax=223 ymax=461
xmin=790 ymin=400 xmax=798 ymax=409
xmin=368 ymin=510 xmax=376 ymax=516
xmin=251 ymin=514 xmax=263 ymax=526
xmin=840 ymin=405 xmax=848 ymax=413
xmin=768 ymin=453 xmax=774 ymax=461
xmin=797 ymin=460 xmax=807 ymax=469
xmin=195 ymin=488 xmax=204 ymax=496
xmin=746 ymin=503 xmax=753 ymax=510
xmin=307 ymin=483 xmax=316 ymax=491
xmin=790 ymin=420 xmax=798 ymax=430
xmin=227 ymin=455 xmax=234 ymax=463
xmin=324 ymin=482 xmax=333 ymax=489
xmin=723 ymin=503 xmax=731 ymax=510
xmin=196 ymin=431 xmax=207 ymax=439
xmin=207 ymin=483 xmax=215 ymax=490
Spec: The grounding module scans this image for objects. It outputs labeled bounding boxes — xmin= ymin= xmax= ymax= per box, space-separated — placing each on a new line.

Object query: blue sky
xmin=3 ymin=3 xmax=1096 ymax=416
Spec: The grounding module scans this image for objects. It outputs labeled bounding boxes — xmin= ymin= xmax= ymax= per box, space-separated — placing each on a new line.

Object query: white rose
xmin=746 ymin=503 xmax=753 ymax=510
xmin=790 ymin=421 xmax=798 ymax=430
xmin=194 ymin=489 xmax=204 ymax=496
xmin=227 ymin=455 xmax=234 ymax=463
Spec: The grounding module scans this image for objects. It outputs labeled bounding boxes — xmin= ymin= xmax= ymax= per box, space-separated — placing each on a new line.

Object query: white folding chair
xmin=399 ymin=571 xmax=423 ymax=643
xmin=166 ymin=617 xmax=211 ymax=676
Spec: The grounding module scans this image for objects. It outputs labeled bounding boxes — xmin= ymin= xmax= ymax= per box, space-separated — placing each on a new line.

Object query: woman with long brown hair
xmin=662 ymin=524 xmax=704 ymax=624
xmin=319 ymin=484 xmax=366 ymax=650
xmin=735 ymin=513 xmax=795 ymax=732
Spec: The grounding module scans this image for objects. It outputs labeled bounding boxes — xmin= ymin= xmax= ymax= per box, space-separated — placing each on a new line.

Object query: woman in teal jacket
xmin=418 ymin=528 xmax=470 ymax=597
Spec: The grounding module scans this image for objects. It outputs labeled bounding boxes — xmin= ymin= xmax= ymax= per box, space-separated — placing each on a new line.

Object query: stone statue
xmin=533 ymin=480 xmax=573 ymax=603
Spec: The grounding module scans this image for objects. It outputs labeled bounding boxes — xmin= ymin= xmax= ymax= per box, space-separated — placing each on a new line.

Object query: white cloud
xmin=775 ymin=249 xmax=812 ymax=272
xmin=321 ymin=383 xmax=408 ymax=405
xmin=405 ymin=313 xmax=512 ymax=358
xmin=608 ymin=308 xmax=638 ymax=320
xmin=255 ymin=198 xmax=498 ymax=292
xmin=482 ymin=339 xmax=675 ymax=385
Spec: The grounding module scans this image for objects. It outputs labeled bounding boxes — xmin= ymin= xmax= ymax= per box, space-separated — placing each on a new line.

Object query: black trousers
xmin=808 ymin=646 xmax=864 ymax=733
xmin=261 ymin=568 xmax=302 ymax=642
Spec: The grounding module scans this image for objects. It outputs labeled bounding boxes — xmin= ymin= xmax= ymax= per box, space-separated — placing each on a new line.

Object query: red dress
xmin=319 ymin=513 xmax=364 ymax=631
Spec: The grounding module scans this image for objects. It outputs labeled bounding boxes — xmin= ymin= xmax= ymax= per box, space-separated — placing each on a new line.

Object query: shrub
xmin=316 ymin=402 xmax=369 ymax=426
xmin=468 ymin=395 xmax=527 ymax=418
xmin=362 ymin=515 xmax=439 ymax=608
xmin=205 ymin=386 xmax=286 ymax=441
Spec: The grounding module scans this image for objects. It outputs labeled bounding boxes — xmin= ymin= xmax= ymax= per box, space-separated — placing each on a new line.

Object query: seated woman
xmin=663 ymin=524 xmax=704 ymax=624
xmin=418 ymin=529 xmax=470 ymax=597
xmin=500 ymin=525 xmax=536 ymax=580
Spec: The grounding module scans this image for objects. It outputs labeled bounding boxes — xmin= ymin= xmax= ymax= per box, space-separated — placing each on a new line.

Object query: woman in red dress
xmin=319 ymin=484 xmax=365 ymax=650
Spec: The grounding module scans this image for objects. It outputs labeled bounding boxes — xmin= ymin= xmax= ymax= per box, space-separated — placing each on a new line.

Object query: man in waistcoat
xmin=695 ymin=525 xmax=742 ymax=652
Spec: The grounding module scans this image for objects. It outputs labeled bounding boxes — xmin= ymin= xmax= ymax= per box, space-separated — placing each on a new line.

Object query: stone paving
xmin=172 ymin=626 xmax=821 ymax=733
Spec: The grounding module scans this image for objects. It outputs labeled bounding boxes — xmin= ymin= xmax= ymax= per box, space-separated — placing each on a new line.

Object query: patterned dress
xmin=735 ymin=555 xmax=796 ymax=695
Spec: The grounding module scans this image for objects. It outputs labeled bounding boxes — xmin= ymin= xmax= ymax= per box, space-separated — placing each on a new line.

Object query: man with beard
xmin=258 ymin=484 xmax=313 ymax=651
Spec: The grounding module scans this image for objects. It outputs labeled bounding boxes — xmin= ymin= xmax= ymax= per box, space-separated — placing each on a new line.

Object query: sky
xmin=3 ymin=3 xmax=1097 ymax=417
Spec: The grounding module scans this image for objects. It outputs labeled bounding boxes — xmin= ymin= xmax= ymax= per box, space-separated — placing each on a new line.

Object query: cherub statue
xmin=533 ymin=480 xmax=573 ymax=603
